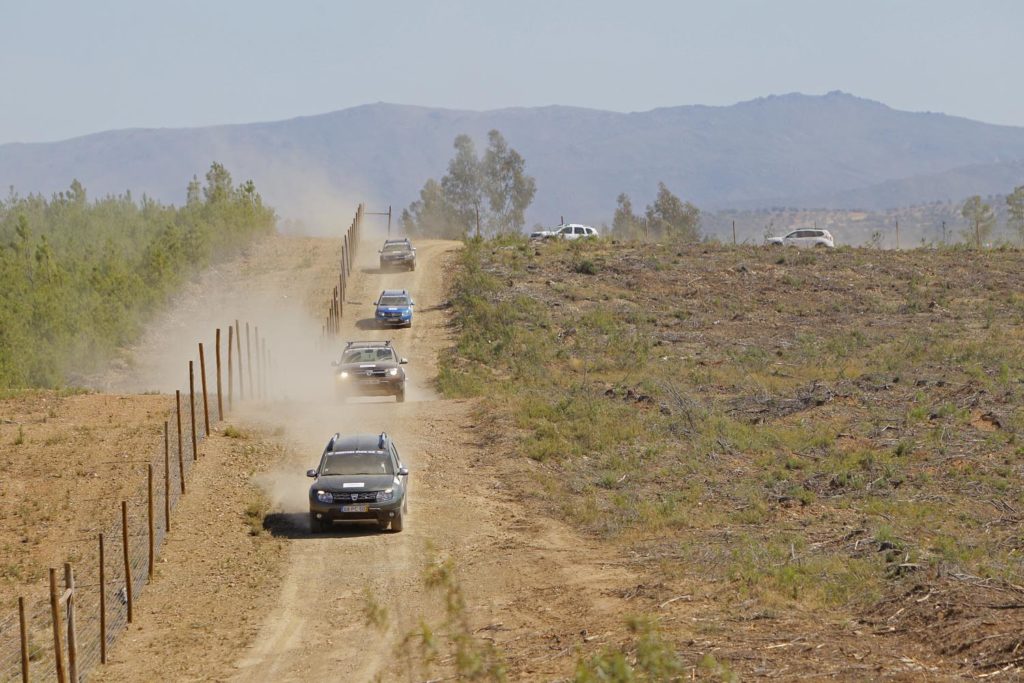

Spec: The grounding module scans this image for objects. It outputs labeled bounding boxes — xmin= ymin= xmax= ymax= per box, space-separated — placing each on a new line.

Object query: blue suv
xmin=375 ymin=289 xmax=414 ymax=328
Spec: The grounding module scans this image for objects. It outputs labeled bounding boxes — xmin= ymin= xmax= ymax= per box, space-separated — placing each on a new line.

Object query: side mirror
xmin=399 ymin=358 xmax=408 ymax=364
xmin=397 ymin=467 xmax=409 ymax=476
xmin=306 ymin=469 xmax=317 ymax=478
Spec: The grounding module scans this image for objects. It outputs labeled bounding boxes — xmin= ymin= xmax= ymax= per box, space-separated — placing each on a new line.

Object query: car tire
xmin=410 ymin=262 xmax=416 ymax=271
xmin=377 ymin=519 xmax=391 ymax=531
xmin=310 ymin=515 xmax=328 ymax=534
xmin=396 ymin=384 xmax=406 ymax=403
xmin=390 ymin=509 xmax=404 ymax=532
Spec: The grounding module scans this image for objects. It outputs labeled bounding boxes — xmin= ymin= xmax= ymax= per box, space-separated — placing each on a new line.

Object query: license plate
xmin=341 ymin=504 xmax=368 ymax=513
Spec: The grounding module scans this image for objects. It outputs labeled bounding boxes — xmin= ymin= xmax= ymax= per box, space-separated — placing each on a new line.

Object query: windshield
xmin=321 ymin=452 xmax=393 ymax=476
xmin=342 ymin=348 xmax=395 ymax=364
xmin=382 ymin=244 xmax=406 ymax=253
xmin=379 ymin=296 xmax=409 ymax=307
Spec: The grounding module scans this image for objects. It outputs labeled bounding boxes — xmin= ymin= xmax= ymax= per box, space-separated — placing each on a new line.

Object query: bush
xmin=0 ymin=165 xmax=275 ymax=390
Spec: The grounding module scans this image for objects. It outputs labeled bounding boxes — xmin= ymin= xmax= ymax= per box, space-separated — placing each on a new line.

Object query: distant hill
xmin=2 ymin=92 xmax=1024 ymax=229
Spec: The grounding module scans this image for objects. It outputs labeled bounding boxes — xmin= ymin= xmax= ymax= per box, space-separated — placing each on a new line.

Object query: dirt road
xmin=229 ymin=239 xmax=641 ymax=681
xmin=86 ymin=233 xmax=641 ymax=681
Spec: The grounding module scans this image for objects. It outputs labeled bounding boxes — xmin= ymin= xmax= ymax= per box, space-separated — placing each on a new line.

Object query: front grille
xmin=335 ymin=491 xmax=380 ymax=502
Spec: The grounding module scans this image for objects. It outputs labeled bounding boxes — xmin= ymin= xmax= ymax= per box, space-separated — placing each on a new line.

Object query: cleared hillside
xmin=439 ymin=237 xmax=1024 ymax=677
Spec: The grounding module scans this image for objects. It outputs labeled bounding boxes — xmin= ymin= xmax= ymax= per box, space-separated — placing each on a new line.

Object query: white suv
xmin=553 ymin=224 xmax=598 ymax=240
xmin=766 ymin=229 xmax=835 ymax=249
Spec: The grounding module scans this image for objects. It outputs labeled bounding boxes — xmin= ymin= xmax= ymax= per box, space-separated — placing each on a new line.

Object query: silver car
xmin=766 ymin=229 xmax=835 ymax=248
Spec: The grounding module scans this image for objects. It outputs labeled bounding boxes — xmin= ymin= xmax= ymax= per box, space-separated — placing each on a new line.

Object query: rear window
xmin=321 ymin=452 xmax=393 ymax=476
xmin=382 ymin=244 xmax=406 ymax=253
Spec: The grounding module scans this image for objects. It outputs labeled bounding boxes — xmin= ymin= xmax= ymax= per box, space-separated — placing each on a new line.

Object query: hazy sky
xmin=2 ymin=0 xmax=1021 ymax=144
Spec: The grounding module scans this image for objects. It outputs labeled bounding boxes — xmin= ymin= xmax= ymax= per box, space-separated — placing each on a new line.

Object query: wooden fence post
xmin=215 ymin=328 xmax=223 ymax=421
xmin=164 ymin=421 xmax=170 ymax=532
xmin=18 ymin=596 xmax=28 ymax=682
xmin=227 ymin=324 xmax=234 ymax=410
xmin=245 ymin=323 xmax=253 ymax=400
xmin=235 ymin=320 xmax=243 ymax=400
xmin=99 ymin=533 xmax=106 ymax=664
xmin=147 ymin=464 xmax=154 ymax=581
xmin=198 ymin=343 xmax=210 ymax=435
xmin=254 ymin=327 xmax=262 ymax=400
xmin=175 ymin=391 xmax=185 ymax=494
xmin=121 ymin=501 xmax=133 ymax=623
xmin=189 ymin=361 xmax=197 ymax=460
xmin=64 ymin=563 xmax=77 ymax=683
xmin=49 ymin=568 xmax=67 ymax=683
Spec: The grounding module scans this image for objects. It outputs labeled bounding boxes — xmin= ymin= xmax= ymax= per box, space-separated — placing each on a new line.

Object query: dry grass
xmin=440 ymin=236 xmax=1024 ymax=676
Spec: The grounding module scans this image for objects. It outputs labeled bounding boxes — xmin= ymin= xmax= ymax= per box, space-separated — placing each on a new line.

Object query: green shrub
xmin=0 ymin=165 xmax=275 ymax=389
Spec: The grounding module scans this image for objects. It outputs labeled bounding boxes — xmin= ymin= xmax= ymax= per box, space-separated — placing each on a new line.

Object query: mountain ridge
xmin=2 ymin=93 xmax=1024 ymax=226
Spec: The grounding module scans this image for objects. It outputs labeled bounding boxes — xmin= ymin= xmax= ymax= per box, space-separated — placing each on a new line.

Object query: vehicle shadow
xmin=263 ymin=512 xmax=390 ymax=539
xmin=354 ymin=318 xmax=382 ymax=330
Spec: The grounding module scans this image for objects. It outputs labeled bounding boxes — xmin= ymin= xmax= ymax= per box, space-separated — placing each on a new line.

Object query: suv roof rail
xmin=325 ymin=432 xmax=340 ymax=454
xmin=344 ymin=340 xmax=392 ymax=348
xmin=378 ymin=432 xmax=388 ymax=449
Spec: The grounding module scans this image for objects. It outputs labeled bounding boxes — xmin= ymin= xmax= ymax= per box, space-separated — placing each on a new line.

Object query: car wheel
xmin=814 ymin=242 xmax=827 ymax=248
xmin=309 ymin=515 xmax=327 ymax=534
xmin=396 ymin=384 xmax=406 ymax=403
xmin=377 ymin=519 xmax=391 ymax=531
xmin=410 ymin=262 xmax=416 ymax=271
xmin=390 ymin=509 xmax=404 ymax=532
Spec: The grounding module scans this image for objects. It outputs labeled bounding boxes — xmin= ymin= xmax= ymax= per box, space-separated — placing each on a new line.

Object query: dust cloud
xmin=100 ymin=211 xmax=430 ymax=517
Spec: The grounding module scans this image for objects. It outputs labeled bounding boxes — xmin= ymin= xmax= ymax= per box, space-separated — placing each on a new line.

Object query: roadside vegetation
xmin=440 ymin=235 xmax=1024 ymax=676
xmin=0 ymin=163 xmax=275 ymax=390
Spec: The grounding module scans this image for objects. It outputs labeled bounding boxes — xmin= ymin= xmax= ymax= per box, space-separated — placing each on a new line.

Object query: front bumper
xmin=380 ymin=256 xmax=414 ymax=269
xmin=335 ymin=375 xmax=403 ymax=396
xmin=309 ymin=497 xmax=403 ymax=523
xmin=376 ymin=315 xmax=412 ymax=326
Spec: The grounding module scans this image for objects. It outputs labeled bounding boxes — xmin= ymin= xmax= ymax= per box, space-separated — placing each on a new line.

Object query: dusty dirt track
xmin=88 ymin=234 xmax=643 ymax=681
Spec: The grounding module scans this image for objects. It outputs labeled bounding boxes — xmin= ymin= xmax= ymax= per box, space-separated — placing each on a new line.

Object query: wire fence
xmin=1 ymin=206 xmax=364 ymax=683
xmin=0 ymin=372 xmax=210 ymax=683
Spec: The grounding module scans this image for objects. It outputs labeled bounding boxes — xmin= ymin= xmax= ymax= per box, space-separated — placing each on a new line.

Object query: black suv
xmin=307 ymin=432 xmax=409 ymax=533
xmin=379 ymin=238 xmax=416 ymax=271
xmin=333 ymin=340 xmax=408 ymax=402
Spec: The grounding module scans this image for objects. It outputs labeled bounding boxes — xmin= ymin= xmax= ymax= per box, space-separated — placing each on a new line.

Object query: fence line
xmin=3 ymin=206 xmax=365 ymax=683
xmin=1 ymin=321 xmax=278 ymax=682
xmin=323 ymin=204 xmax=364 ymax=339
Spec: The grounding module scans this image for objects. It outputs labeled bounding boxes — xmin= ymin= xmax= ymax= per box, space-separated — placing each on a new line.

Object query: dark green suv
xmin=333 ymin=340 xmax=408 ymax=402
xmin=307 ymin=432 xmax=409 ymax=533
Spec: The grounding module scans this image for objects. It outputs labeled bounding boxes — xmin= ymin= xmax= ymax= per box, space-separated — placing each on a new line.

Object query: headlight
xmin=388 ymin=368 xmax=399 ymax=376
xmin=339 ymin=371 xmax=349 ymax=379
xmin=376 ymin=489 xmax=394 ymax=502
xmin=316 ymin=490 xmax=334 ymax=503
